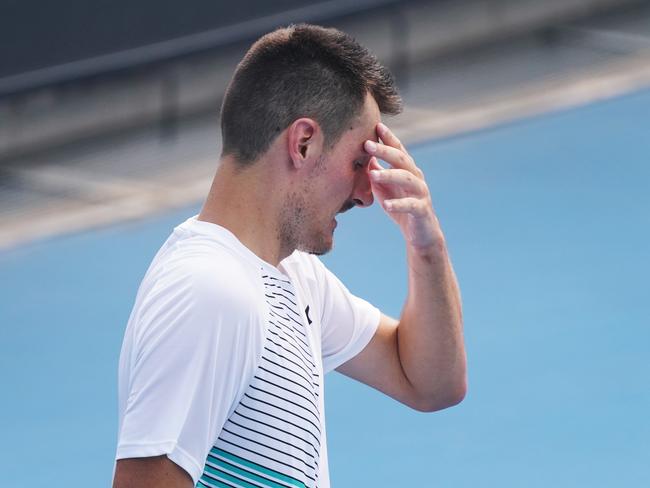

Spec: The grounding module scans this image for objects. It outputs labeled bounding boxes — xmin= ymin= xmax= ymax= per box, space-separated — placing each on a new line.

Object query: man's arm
xmin=336 ymin=122 xmax=466 ymax=412
xmin=113 ymin=456 xmax=193 ymax=488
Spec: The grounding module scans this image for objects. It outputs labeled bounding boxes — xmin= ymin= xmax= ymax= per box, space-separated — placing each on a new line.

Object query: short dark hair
xmin=220 ymin=24 xmax=402 ymax=164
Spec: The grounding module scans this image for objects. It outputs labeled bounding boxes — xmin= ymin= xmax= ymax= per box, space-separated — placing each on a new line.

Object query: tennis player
xmin=113 ymin=24 xmax=466 ymax=488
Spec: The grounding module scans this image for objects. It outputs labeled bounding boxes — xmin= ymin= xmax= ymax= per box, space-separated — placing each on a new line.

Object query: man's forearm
xmin=396 ymin=237 xmax=466 ymax=411
xmin=363 ymin=122 xmax=467 ymax=411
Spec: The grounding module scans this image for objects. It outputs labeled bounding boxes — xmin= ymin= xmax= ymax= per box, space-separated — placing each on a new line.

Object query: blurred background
xmin=1 ymin=0 xmax=649 ymax=486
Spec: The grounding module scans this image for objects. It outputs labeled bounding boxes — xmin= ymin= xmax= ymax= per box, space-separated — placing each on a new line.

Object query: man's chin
xmin=307 ymin=246 xmax=331 ymax=257
xmin=302 ymin=241 xmax=333 ymax=256
xmin=299 ymin=234 xmax=334 ymax=256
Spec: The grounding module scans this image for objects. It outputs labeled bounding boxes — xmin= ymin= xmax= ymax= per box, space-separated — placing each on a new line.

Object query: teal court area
xmin=1 ymin=88 xmax=649 ymax=487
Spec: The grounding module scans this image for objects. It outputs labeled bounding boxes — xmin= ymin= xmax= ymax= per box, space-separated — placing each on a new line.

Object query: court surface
xmin=1 ymin=88 xmax=649 ymax=486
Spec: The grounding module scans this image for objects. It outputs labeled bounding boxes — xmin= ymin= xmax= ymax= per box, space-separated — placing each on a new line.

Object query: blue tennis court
xmin=1 ymin=88 xmax=648 ymax=486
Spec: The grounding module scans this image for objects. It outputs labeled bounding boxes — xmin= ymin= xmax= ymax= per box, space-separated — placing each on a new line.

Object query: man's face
xmin=282 ymin=93 xmax=381 ymax=256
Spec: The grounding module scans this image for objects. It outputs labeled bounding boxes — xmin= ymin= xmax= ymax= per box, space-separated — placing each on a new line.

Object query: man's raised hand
xmin=364 ymin=123 xmax=444 ymax=253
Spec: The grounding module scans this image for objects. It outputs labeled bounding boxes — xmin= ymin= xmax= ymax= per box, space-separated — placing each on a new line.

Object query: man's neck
xmin=198 ymin=155 xmax=290 ymax=267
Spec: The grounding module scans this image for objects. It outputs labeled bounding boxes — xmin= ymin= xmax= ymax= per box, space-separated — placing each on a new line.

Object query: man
xmin=113 ymin=24 xmax=466 ymax=488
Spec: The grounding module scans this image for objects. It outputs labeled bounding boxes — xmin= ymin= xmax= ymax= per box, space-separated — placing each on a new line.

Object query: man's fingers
xmin=369 ymin=156 xmax=383 ymax=171
xmin=365 ymin=140 xmax=418 ymax=174
xmin=370 ymin=168 xmax=428 ymax=196
xmin=384 ymin=197 xmax=430 ymax=217
xmin=377 ymin=122 xmax=405 ymax=151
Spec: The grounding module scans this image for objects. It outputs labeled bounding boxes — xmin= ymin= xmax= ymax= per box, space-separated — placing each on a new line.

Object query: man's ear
xmin=287 ymin=118 xmax=324 ymax=169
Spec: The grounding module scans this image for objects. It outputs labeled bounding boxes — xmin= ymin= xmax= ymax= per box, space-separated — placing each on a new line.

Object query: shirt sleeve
xmin=115 ymin=257 xmax=265 ymax=484
xmin=310 ymin=257 xmax=381 ymax=373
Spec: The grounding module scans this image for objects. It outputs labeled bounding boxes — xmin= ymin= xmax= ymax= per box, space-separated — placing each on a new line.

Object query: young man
xmin=113 ymin=24 xmax=466 ymax=488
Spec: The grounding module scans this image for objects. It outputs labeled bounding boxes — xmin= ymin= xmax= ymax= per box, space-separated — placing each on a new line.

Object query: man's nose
xmin=352 ymin=167 xmax=374 ymax=208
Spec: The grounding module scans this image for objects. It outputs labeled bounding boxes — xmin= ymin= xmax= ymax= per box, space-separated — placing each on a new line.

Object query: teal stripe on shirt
xmin=210 ymin=447 xmax=306 ymax=488
xmin=207 ymin=454 xmax=291 ymax=488
xmin=203 ymin=464 xmax=261 ymax=488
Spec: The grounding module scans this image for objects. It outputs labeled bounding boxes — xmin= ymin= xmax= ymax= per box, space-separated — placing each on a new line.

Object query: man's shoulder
xmin=142 ymin=234 xmax=264 ymax=313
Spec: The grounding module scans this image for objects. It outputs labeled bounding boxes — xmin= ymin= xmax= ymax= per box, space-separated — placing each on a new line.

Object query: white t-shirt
xmin=115 ymin=216 xmax=380 ymax=487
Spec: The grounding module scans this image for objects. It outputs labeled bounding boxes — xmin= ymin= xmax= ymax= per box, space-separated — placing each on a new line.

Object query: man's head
xmin=219 ymin=24 xmax=402 ymax=258
xmin=220 ymin=24 xmax=402 ymax=165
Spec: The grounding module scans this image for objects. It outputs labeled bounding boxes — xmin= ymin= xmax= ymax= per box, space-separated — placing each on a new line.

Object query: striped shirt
xmin=199 ymin=273 xmax=321 ymax=488
xmin=116 ymin=216 xmax=379 ymax=487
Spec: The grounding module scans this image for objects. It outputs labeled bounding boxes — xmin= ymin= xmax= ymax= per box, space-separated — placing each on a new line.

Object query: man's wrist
xmin=408 ymin=231 xmax=446 ymax=258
